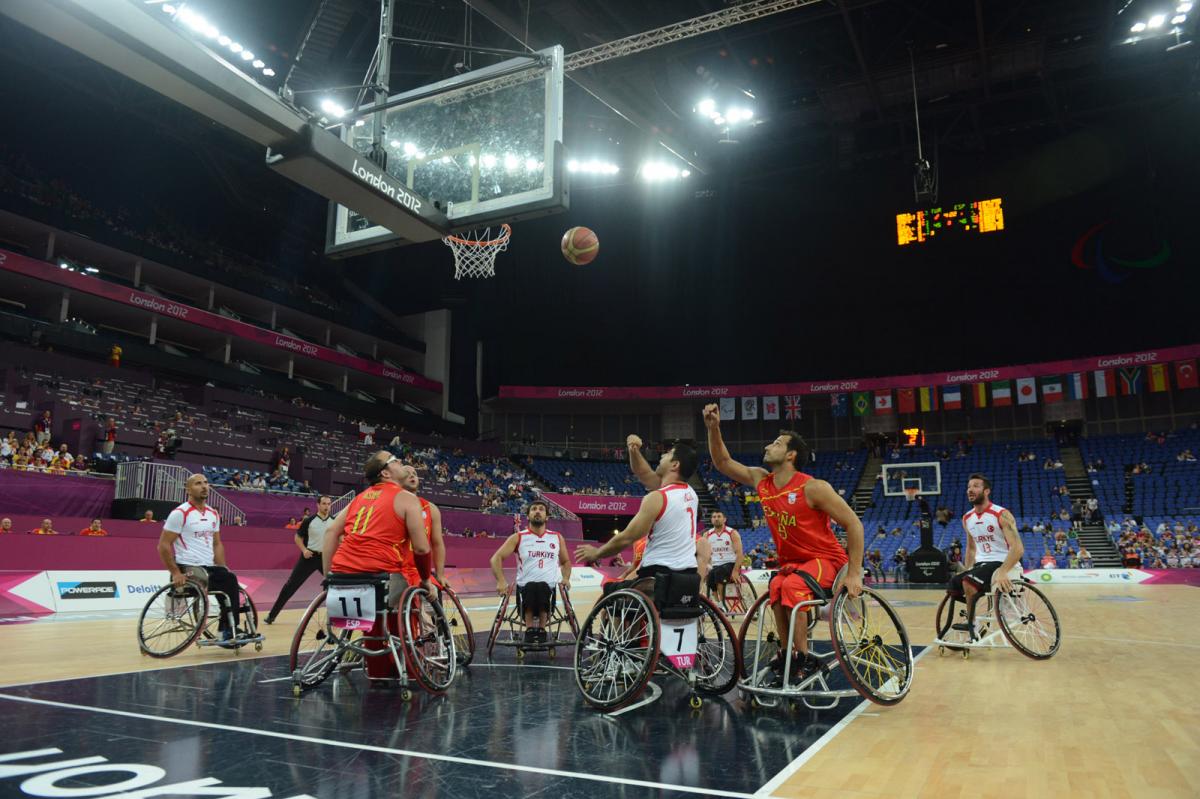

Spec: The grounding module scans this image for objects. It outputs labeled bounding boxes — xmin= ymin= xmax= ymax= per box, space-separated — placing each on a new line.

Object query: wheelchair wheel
xmin=401 ymin=586 xmax=456 ymax=695
xmin=438 ymin=586 xmax=475 ymax=667
xmin=289 ymin=591 xmax=351 ymax=691
xmin=574 ymin=589 xmax=660 ymax=712
xmin=736 ymin=593 xmax=780 ymax=680
xmin=694 ymin=596 xmax=741 ymax=696
xmin=995 ymin=580 xmax=1061 ymax=660
xmin=137 ymin=582 xmax=207 ymax=658
xmin=238 ymin=587 xmax=259 ymax=633
xmin=558 ymin=584 xmax=581 ymax=639
xmin=934 ymin=593 xmax=972 ymax=651
xmin=828 ymin=587 xmax=914 ymax=706
xmin=721 ymin=576 xmax=758 ymax=617
xmin=486 ymin=588 xmax=513 ymax=658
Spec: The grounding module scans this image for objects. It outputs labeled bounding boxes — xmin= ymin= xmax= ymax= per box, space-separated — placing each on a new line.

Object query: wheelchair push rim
xmin=137 ymin=581 xmax=207 ymax=658
xmin=995 ymin=580 xmax=1061 ymax=660
xmin=401 ymin=585 xmax=457 ymax=694
xmin=438 ymin=585 xmax=475 ymax=668
xmin=694 ymin=595 xmax=742 ymax=696
xmin=485 ymin=586 xmax=513 ymax=658
xmin=574 ymin=588 xmax=660 ymax=712
xmin=828 ymin=587 xmax=914 ymax=706
xmin=289 ymin=590 xmax=352 ymax=691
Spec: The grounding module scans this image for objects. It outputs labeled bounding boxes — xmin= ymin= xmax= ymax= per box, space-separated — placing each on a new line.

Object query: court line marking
xmin=473 ymin=662 xmax=574 ymax=671
xmin=752 ymin=647 xmax=931 ymax=798
xmin=1071 ymin=635 xmax=1200 ymax=650
xmin=0 ymin=652 xmax=287 ymax=690
xmin=0 ymin=693 xmax=760 ymax=799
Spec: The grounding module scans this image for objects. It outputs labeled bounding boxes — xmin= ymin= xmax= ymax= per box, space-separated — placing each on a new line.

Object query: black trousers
xmin=187 ymin=565 xmax=240 ymax=632
xmin=267 ymin=551 xmax=324 ymax=620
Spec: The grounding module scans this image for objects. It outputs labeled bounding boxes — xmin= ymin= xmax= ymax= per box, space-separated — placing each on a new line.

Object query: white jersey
xmin=515 ymin=529 xmax=563 ymax=586
xmin=164 ymin=501 xmax=221 ymax=567
xmin=962 ymin=502 xmax=1010 ymax=563
xmin=704 ymin=527 xmax=738 ymax=566
xmin=643 ymin=483 xmax=699 ymax=571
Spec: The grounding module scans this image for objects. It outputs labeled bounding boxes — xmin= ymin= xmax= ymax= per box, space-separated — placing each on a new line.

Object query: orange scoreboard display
xmin=896 ymin=197 xmax=1004 ymax=245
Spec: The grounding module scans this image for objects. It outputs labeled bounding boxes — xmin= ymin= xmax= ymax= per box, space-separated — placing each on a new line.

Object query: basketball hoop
xmin=904 ymin=487 xmax=920 ymax=502
xmin=443 ymin=224 xmax=511 ymax=280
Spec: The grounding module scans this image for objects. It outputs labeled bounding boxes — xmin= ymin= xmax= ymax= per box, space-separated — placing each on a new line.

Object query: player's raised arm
xmin=805 ymin=478 xmax=863 ymax=596
xmin=702 ymin=403 xmax=768 ymax=487
xmin=627 ymin=434 xmax=661 ymax=489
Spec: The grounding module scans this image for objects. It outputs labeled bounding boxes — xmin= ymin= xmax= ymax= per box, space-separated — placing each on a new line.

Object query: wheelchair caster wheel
xmin=255 ymin=642 xmax=263 ymax=652
xmin=938 ymin=646 xmax=946 ymax=656
xmin=401 ymin=689 xmax=413 ymax=702
xmin=548 ymin=648 xmax=556 ymax=659
xmin=688 ymin=695 xmax=702 ymax=710
xmin=516 ymin=649 xmax=525 ymax=661
xmin=961 ymin=649 xmax=970 ymax=660
xmin=292 ymin=684 xmax=301 ymax=697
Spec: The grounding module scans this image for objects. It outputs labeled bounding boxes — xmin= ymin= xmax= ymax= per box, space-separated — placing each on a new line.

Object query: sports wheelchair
xmin=288 ymin=572 xmax=457 ymax=699
xmin=932 ymin=567 xmax=1061 ymax=659
xmin=714 ymin=572 xmax=758 ymax=617
xmin=487 ymin=582 xmax=579 ymax=660
xmin=573 ymin=570 xmax=742 ymax=712
xmin=436 ymin=580 xmax=476 ymax=668
xmin=737 ymin=566 xmax=915 ymax=710
xmin=136 ymin=569 xmax=263 ymax=658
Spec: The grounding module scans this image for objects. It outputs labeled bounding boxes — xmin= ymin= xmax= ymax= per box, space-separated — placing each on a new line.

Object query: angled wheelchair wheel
xmin=558 ymin=584 xmax=581 ymax=639
xmin=721 ymin=575 xmax=758 ymax=617
xmin=694 ymin=596 xmax=741 ymax=696
xmin=137 ymin=582 xmax=207 ymax=658
xmin=828 ymin=587 xmax=914 ymax=706
xmin=996 ymin=580 xmax=1061 ymax=660
xmin=486 ymin=588 xmax=513 ymax=658
xmin=574 ymin=588 xmax=660 ymax=712
xmin=439 ymin=586 xmax=475 ymax=668
xmin=401 ymin=586 xmax=457 ymax=694
xmin=289 ymin=591 xmax=351 ymax=691
xmin=736 ymin=592 xmax=781 ymax=680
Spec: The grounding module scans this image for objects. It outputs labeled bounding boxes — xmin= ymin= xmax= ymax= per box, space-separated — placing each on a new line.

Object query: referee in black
xmin=264 ymin=494 xmax=334 ymax=624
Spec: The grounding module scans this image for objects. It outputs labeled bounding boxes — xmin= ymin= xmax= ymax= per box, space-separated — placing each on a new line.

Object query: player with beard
xmin=702 ymin=404 xmax=863 ymax=682
xmin=950 ymin=474 xmax=1023 ymax=637
xmin=491 ymin=500 xmax=571 ymax=643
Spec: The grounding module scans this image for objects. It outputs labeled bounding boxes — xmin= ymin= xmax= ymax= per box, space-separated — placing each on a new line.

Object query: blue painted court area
xmin=0 ymin=638 xmax=922 ymax=799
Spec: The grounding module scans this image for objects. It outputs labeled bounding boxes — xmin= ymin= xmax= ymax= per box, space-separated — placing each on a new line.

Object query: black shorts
xmin=948 ymin=561 xmax=1005 ymax=595
xmin=603 ymin=565 xmax=699 ymax=597
xmin=517 ymin=581 xmax=553 ymax=616
xmin=706 ymin=562 xmax=735 ymax=591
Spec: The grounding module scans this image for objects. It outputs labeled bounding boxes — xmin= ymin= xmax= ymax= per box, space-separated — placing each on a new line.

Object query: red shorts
xmin=769 ymin=558 xmax=840 ymax=609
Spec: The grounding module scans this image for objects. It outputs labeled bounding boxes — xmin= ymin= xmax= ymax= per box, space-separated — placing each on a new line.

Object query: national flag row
xmin=831 ymin=361 xmax=1197 ymax=416
xmin=713 ymin=361 xmax=1198 ymax=419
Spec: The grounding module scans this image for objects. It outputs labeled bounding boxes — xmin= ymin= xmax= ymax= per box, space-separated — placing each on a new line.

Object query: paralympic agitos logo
xmin=1072 ymin=220 xmax=1170 ymax=284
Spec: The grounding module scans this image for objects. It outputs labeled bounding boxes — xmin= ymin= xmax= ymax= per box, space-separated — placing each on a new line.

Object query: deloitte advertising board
xmin=5 ymin=571 xmax=171 ymax=613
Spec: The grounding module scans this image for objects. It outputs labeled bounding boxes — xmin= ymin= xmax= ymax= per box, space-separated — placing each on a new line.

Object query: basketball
xmin=560 ymin=226 xmax=599 ymax=265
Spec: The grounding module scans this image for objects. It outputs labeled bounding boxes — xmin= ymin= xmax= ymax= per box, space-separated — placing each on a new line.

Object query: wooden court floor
xmin=1 ymin=583 xmax=1197 ymax=798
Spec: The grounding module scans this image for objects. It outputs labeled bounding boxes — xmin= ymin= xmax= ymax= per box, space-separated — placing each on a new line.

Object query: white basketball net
xmin=443 ymin=224 xmax=511 ymax=279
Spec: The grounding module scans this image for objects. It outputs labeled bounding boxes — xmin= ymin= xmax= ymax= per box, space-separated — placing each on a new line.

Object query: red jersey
xmin=756 ymin=471 xmax=848 ymax=568
xmin=331 ymin=482 xmax=413 ymax=574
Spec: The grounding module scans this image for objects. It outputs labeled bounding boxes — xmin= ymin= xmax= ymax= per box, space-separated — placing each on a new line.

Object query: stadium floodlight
xmin=262 ymin=68 xmax=276 ymax=77
xmin=161 ymin=3 xmax=176 ymax=13
xmin=1148 ymin=13 xmax=1167 ymax=27
xmin=640 ymin=161 xmax=683 ymax=181
xmin=320 ymin=99 xmax=346 ymax=118
xmin=1131 ymin=22 xmax=1148 ymax=32
xmin=402 ymin=142 xmax=417 ymax=155
xmin=1172 ymin=13 xmax=1187 ymax=23
xmin=697 ymin=98 xmax=716 ymax=116
xmin=1180 ymin=2 xmax=1193 ymax=12
xmin=503 ymin=153 xmax=520 ymax=172
xmin=480 ymin=153 xmax=497 ymax=168
xmin=229 ymin=42 xmax=243 ymax=53
xmin=240 ymin=51 xmax=254 ymax=61
xmin=681 ymin=169 xmax=691 ymax=177
xmin=203 ymin=24 xmax=219 ymax=39
xmin=525 ymin=157 xmax=540 ymax=172
xmin=252 ymin=59 xmax=264 ymax=68
xmin=217 ymin=34 xmax=231 ymax=46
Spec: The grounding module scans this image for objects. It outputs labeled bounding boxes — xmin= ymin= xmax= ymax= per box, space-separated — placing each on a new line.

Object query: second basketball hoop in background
xmin=561 ymin=226 xmax=599 ymax=265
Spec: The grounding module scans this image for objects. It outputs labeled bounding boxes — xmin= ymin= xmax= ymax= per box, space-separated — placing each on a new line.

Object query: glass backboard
xmin=325 ymin=44 xmax=567 ymax=258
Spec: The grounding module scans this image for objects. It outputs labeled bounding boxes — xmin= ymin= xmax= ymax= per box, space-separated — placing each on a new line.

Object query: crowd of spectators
xmin=0 ymin=516 xmax=109 ymax=536
xmin=1113 ymin=518 xmax=1200 ymax=568
xmin=0 ymin=414 xmax=92 ymax=476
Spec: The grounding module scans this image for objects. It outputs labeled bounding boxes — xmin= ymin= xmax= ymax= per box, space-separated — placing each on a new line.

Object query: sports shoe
xmin=535 ymin=627 xmax=548 ymax=644
xmin=523 ymin=629 xmax=537 ymax=645
xmin=263 ymin=616 xmax=276 ymax=626
xmin=951 ymin=622 xmax=979 ymax=641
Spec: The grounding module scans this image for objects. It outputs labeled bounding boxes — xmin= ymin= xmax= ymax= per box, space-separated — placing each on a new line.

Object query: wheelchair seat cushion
xmin=325 ymin=572 xmax=392 ymax=587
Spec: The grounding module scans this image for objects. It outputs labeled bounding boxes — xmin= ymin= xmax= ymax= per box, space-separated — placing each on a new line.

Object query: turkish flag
xmin=1176 ymin=359 xmax=1199 ymax=389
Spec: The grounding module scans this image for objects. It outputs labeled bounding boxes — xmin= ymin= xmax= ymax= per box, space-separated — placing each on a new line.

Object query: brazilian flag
xmin=852 ymin=391 xmax=870 ymax=416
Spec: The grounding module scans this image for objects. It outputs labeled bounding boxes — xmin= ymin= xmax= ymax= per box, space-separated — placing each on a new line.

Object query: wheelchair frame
xmin=713 ymin=571 xmax=758 ymax=618
xmin=737 ymin=567 xmax=914 ymax=710
xmin=932 ymin=576 xmax=1061 ymax=660
xmin=573 ymin=580 xmax=742 ymax=714
xmin=137 ymin=578 xmax=264 ymax=658
xmin=289 ymin=574 xmax=457 ymax=699
xmin=486 ymin=582 xmax=579 ymax=660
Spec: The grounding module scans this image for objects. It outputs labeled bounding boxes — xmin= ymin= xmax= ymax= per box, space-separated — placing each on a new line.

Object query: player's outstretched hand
xmin=495 ymin=578 xmax=508 ymax=596
xmin=575 ymin=544 xmax=601 ymax=565
xmin=626 ymin=434 xmax=643 ymax=451
xmin=702 ymin=403 xmax=721 ymax=429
